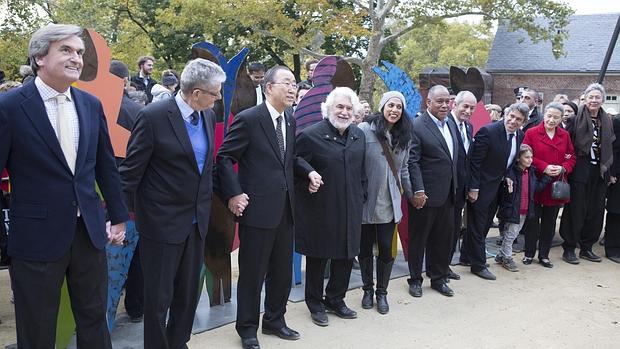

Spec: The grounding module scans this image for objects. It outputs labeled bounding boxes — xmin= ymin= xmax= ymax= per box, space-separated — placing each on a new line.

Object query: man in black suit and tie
xmin=121 ymin=58 xmax=226 ymax=349
xmin=0 ymin=24 xmax=128 ymax=348
xmin=466 ymin=103 xmax=529 ymax=280
xmin=446 ymin=90 xmax=476 ymax=280
xmin=216 ymin=65 xmax=321 ymax=349
xmin=521 ymin=88 xmax=541 ymax=133
xmin=407 ymin=85 xmax=459 ymax=298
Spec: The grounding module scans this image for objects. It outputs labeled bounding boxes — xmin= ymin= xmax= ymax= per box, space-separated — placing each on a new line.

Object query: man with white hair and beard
xmin=294 ymin=87 xmax=366 ymax=327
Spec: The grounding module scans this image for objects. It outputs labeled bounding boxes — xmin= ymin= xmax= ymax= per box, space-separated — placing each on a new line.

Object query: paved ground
xmin=2 ymin=243 xmax=620 ymax=348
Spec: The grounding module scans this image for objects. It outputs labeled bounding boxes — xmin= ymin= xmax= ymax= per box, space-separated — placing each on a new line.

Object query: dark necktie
xmin=190 ymin=111 xmax=199 ymax=126
xmin=506 ymin=133 xmax=514 ymax=162
xmin=276 ymin=115 xmax=285 ymax=160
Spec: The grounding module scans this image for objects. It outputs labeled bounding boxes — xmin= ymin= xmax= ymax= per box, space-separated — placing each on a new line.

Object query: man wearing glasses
xmin=217 ymin=65 xmax=322 ymax=349
xmin=121 ymin=58 xmax=226 ymax=349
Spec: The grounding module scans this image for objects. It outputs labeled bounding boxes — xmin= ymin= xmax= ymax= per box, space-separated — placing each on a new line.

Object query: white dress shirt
xmin=265 ymin=100 xmax=286 ymax=150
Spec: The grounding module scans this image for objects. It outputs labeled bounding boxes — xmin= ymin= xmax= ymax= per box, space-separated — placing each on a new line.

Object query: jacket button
xmin=71 ymin=201 xmax=77 ymax=207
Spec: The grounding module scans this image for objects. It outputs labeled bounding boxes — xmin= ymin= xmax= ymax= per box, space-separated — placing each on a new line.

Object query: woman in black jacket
xmin=496 ymin=144 xmax=550 ymax=271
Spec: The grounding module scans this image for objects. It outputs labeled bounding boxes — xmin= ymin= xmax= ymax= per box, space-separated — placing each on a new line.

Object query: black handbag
xmin=551 ymin=173 xmax=570 ymax=200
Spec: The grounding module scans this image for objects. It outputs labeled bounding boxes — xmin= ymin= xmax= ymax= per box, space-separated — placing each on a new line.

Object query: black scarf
xmin=573 ymin=104 xmax=615 ymax=179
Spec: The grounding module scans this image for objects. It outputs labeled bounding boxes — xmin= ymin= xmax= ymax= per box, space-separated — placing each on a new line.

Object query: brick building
xmin=486 ymin=13 xmax=620 ymax=111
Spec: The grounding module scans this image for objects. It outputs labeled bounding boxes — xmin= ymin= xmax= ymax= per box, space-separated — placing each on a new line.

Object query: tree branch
xmin=377 ymin=0 xmax=397 ymax=20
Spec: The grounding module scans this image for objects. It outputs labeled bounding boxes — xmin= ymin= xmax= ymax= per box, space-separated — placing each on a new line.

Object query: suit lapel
xmin=422 ymin=113 xmax=451 ymax=159
xmin=200 ymin=109 xmax=215 ymax=176
xmin=284 ymin=109 xmax=295 ymax=163
xmin=258 ymin=105 xmax=284 ymax=165
xmin=72 ymin=88 xmax=90 ymax=174
xmin=168 ymin=100 xmax=200 ymax=173
xmin=19 ymin=83 xmax=72 ymax=172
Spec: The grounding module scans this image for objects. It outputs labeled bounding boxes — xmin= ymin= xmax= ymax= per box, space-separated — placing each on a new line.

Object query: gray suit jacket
xmin=359 ymin=122 xmax=412 ymax=224
xmin=408 ymin=112 xmax=459 ymax=207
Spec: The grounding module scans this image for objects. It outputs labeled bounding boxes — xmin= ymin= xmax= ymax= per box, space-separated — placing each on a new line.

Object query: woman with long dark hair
xmin=358 ymin=91 xmax=413 ymax=314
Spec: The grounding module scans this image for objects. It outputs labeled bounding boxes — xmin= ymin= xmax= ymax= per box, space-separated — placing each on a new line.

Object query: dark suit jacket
xmin=0 ymin=80 xmax=128 ymax=261
xmin=216 ymin=103 xmax=313 ymax=229
xmin=447 ymin=114 xmax=473 ymax=195
xmin=120 ymin=97 xmax=215 ymax=243
xmin=469 ymin=120 xmax=524 ymax=206
xmin=408 ymin=112 xmax=459 ymax=207
xmin=522 ymin=107 xmax=541 ymax=134
xmin=117 ymin=92 xmax=143 ymax=132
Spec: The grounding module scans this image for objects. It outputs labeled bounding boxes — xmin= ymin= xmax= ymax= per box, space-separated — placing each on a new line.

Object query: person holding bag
xmin=358 ymin=91 xmax=413 ymax=314
xmin=522 ymin=102 xmax=576 ymax=267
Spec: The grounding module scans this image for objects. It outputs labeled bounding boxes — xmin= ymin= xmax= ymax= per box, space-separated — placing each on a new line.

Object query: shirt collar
xmin=35 ymin=76 xmax=72 ymax=102
xmin=451 ymin=113 xmax=463 ymax=127
xmin=265 ymin=100 xmax=283 ymax=122
xmin=428 ymin=110 xmax=445 ymax=127
xmin=175 ymin=93 xmax=197 ymax=123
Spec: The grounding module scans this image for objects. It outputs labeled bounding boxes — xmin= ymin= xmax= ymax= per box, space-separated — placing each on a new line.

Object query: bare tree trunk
xmin=357 ymin=16 xmax=385 ymax=106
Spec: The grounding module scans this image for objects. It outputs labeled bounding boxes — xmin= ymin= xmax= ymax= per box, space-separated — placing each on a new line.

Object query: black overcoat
xmin=294 ymin=119 xmax=366 ymax=259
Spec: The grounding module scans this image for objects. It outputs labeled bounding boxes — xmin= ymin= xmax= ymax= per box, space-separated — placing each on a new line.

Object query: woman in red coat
xmin=522 ymin=102 xmax=576 ymax=267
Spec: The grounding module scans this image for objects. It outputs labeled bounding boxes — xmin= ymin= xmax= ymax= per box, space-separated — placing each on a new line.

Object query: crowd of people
xmin=1 ymin=23 xmax=619 ymax=349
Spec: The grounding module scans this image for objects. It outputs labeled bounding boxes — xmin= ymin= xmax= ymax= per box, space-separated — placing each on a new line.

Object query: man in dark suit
xmin=121 ymin=58 xmax=226 ymax=349
xmin=109 ymin=59 xmax=143 ymax=131
xmin=521 ymin=88 xmax=541 ymax=133
xmin=407 ymin=85 xmax=459 ymax=298
xmin=0 ymin=24 xmax=128 ymax=348
xmin=466 ymin=103 xmax=529 ymax=280
xmin=216 ymin=65 xmax=320 ymax=349
xmin=446 ymin=90 xmax=476 ymax=280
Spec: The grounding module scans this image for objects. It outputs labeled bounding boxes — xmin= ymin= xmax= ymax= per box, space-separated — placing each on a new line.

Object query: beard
xmin=328 ymin=114 xmax=352 ymax=132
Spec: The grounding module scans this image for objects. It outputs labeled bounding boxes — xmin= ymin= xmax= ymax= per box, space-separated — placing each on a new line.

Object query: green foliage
xmin=396 ymin=21 xmax=494 ymax=83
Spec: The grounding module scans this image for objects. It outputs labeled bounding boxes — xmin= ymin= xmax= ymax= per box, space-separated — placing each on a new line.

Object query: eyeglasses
xmin=194 ymin=87 xmax=221 ymax=98
xmin=270 ymin=81 xmax=297 ymax=89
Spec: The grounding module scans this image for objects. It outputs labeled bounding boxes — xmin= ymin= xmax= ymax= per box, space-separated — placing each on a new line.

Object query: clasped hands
xmin=227 ymin=171 xmax=324 ymax=217
xmin=544 ymin=164 xmax=564 ymax=177
xmin=106 ymin=221 xmax=126 ymax=245
xmin=410 ymin=192 xmax=428 ymax=209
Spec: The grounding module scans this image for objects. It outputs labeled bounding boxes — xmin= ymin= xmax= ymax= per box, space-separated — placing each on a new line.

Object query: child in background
xmin=496 ymin=144 xmax=550 ymax=272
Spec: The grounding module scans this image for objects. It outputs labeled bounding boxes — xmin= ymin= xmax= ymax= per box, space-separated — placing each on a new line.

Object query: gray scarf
xmin=573 ymin=105 xmax=615 ymax=179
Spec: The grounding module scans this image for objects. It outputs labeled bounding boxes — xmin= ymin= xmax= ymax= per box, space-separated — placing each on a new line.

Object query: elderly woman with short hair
xmin=559 ymin=83 xmax=615 ymax=264
xmin=294 ymin=87 xmax=366 ymax=327
xmin=522 ymin=102 xmax=576 ymax=267
xmin=357 ymin=91 xmax=413 ymax=314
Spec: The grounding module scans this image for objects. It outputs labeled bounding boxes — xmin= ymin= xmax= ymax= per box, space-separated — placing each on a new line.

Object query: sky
xmin=565 ymin=0 xmax=620 ymax=14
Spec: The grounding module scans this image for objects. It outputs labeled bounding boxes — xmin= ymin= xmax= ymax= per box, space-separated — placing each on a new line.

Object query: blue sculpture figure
xmin=372 ymin=60 xmax=422 ymax=118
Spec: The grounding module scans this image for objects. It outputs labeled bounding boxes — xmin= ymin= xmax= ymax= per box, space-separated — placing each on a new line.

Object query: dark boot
xmin=359 ymin=257 xmax=374 ymax=309
xmin=375 ymin=259 xmax=394 ymax=315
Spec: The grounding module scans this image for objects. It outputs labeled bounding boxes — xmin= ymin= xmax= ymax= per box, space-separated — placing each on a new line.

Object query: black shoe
xmin=472 ymin=268 xmax=496 ymax=280
xmin=562 ymin=250 xmax=580 ymax=264
xmin=241 ymin=337 xmax=260 ymax=349
xmin=324 ymin=302 xmax=357 ymax=319
xmin=431 ymin=283 xmax=454 ymax=297
xmin=447 ymin=269 xmax=460 ymax=280
xmin=522 ymin=256 xmax=533 ymax=265
xmin=607 ymin=256 xmax=620 ymax=264
xmin=408 ymin=281 xmax=423 ymax=297
xmin=376 ymin=293 xmax=389 ymax=314
xmin=129 ymin=314 xmax=143 ymax=323
xmin=310 ymin=311 xmax=329 ymax=326
xmin=538 ymin=258 xmax=554 ymax=268
xmin=580 ymin=250 xmax=602 ymax=262
xmin=261 ymin=326 xmax=300 ymax=340
xmin=361 ymin=289 xmax=374 ymax=309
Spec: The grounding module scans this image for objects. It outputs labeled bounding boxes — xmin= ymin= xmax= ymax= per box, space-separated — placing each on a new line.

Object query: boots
xmin=375 ymin=259 xmax=394 ymax=315
xmin=359 ymin=256 xmax=374 ymax=309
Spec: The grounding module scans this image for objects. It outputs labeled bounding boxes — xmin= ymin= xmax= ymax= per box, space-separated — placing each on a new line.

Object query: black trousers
xmin=11 ymin=218 xmax=111 ymax=349
xmin=559 ymin=169 xmax=607 ymax=252
xmin=524 ymin=205 xmax=560 ymax=259
xmin=360 ymin=222 xmax=395 ymax=263
xmin=305 ymin=256 xmax=353 ymax=313
xmin=235 ymin=203 xmax=293 ymax=339
xmin=141 ymin=226 xmax=204 ymax=349
xmin=407 ymin=199 xmax=454 ymax=284
xmin=604 ymin=212 xmax=620 ymax=257
xmin=124 ymin=239 xmax=144 ymax=318
xmin=466 ymin=192 xmax=499 ymax=272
